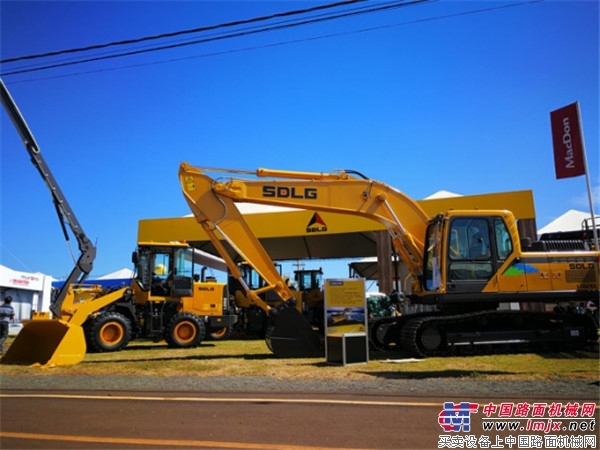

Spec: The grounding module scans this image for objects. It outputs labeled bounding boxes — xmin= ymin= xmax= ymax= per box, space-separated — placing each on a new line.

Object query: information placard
xmin=324 ymin=278 xmax=368 ymax=365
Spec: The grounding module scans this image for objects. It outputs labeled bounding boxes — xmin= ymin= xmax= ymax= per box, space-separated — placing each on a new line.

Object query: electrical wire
xmin=1 ymin=0 xmax=425 ymax=77
xmin=1 ymin=0 xmax=543 ymax=83
xmin=0 ymin=0 xmax=365 ymax=64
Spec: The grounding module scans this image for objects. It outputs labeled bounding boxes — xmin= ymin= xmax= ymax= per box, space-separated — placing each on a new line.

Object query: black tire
xmin=85 ymin=312 xmax=132 ymax=353
xmin=208 ymin=326 xmax=233 ymax=341
xmin=165 ymin=312 xmax=205 ymax=348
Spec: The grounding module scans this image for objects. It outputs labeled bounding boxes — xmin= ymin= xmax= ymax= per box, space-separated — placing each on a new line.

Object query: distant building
xmin=0 ymin=264 xmax=54 ymax=333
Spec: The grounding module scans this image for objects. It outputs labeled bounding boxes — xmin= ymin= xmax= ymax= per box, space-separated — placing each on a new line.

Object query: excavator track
xmin=399 ymin=310 xmax=597 ymax=358
xmin=369 ymin=312 xmax=435 ymax=350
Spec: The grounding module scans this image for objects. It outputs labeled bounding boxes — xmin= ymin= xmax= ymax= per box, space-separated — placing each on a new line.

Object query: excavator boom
xmin=179 ymin=162 xmax=431 ymax=357
xmin=180 ymin=164 xmax=323 ymax=356
xmin=180 ymin=163 xmax=429 ymax=284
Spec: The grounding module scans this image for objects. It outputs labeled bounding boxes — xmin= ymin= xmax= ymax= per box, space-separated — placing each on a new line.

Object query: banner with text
xmin=550 ymin=102 xmax=585 ymax=179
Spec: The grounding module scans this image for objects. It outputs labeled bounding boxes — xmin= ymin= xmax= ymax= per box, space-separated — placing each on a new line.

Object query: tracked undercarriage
xmin=370 ymin=310 xmax=598 ymax=357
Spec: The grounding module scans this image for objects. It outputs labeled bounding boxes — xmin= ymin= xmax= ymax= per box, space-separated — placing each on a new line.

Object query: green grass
xmin=1 ymin=337 xmax=598 ymax=382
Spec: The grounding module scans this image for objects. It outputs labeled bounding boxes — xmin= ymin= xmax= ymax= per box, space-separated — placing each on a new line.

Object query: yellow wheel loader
xmin=0 ymin=80 xmax=236 ymax=366
xmin=228 ymin=262 xmax=324 ymax=337
xmin=115 ymin=242 xmax=237 ymax=350
xmin=178 ymin=163 xmax=599 ymax=358
xmin=0 ymin=78 xmax=106 ymax=366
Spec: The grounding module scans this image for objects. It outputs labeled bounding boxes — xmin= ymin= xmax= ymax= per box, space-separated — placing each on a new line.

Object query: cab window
xmin=173 ymin=247 xmax=193 ymax=278
xmin=494 ymin=218 xmax=512 ymax=260
xmin=447 ymin=218 xmax=493 ymax=281
xmin=151 ymin=252 xmax=171 ymax=296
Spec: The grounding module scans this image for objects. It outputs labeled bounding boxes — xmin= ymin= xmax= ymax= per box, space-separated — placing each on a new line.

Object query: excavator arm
xmin=0 ymin=79 xmax=96 ymax=318
xmin=179 ymin=162 xmax=431 ymax=357
xmin=179 ymin=162 xmax=429 ymax=289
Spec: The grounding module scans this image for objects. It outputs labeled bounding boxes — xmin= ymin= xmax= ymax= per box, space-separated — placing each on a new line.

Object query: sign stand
xmin=324 ymin=278 xmax=368 ymax=366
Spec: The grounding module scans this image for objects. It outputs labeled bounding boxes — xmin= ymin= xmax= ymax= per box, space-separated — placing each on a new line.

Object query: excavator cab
xmin=423 ymin=212 xmax=517 ymax=298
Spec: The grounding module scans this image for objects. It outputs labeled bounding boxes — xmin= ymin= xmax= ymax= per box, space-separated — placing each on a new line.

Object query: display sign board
xmin=0 ymin=265 xmax=46 ymax=291
xmin=324 ymin=278 xmax=368 ymax=365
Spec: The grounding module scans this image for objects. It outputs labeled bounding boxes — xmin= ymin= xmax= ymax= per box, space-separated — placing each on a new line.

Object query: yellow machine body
xmin=1 ymin=286 xmax=128 ymax=367
xmin=178 ymin=163 xmax=599 ymax=357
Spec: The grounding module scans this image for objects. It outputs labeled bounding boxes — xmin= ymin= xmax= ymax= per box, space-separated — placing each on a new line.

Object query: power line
xmin=1 ymin=0 xmax=424 ymax=77
xmin=0 ymin=0 xmax=365 ymax=64
xmin=1 ymin=0 xmax=544 ymax=83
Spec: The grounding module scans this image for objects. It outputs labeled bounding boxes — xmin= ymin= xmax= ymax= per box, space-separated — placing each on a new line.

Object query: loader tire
xmin=208 ymin=326 xmax=232 ymax=341
xmin=165 ymin=313 xmax=205 ymax=348
xmin=85 ymin=312 xmax=132 ymax=353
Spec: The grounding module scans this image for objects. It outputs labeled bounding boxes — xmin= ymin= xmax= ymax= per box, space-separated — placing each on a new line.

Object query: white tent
xmin=424 ymin=190 xmax=461 ymax=199
xmin=97 ymin=268 xmax=134 ymax=279
xmin=537 ymin=209 xmax=592 ymax=236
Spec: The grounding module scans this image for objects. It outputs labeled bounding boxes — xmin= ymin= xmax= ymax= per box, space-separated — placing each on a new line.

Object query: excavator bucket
xmin=265 ymin=307 xmax=323 ymax=358
xmin=1 ymin=319 xmax=86 ymax=367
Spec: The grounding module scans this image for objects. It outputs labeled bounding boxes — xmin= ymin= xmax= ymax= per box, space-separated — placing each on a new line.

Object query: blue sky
xmin=1 ymin=0 xmax=598 ymax=287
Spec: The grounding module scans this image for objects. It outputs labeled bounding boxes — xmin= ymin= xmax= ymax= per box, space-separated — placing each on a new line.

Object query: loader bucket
xmin=1 ymin=319 xmax=86 ymax=367
xmin=265 ymin=307 xmax=323 ymax=358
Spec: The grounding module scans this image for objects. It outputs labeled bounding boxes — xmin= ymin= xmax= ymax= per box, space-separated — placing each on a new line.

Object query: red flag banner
xmin=550 ymin=102 xmax=585 ymax=179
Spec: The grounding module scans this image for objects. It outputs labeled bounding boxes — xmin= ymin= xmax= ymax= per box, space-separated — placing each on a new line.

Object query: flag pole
xmin=576 ymin=102 xmax=599 ymax=250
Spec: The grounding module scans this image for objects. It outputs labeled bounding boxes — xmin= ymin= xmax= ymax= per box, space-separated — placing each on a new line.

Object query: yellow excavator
xmin=179 ymin=163 xmax=599 ymax=358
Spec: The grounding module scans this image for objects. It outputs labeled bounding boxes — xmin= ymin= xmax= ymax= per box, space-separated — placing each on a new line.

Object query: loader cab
xmin=423 ymin=213 xmax=514 ymax=297
xmin=230 ymin=261 xmax=284 ymax=306
xmin=294 ymin=269 xmax=323 ymax=292
xmin=133 ymin=244 xmax=195 ymax=299
xmin=294 ymin=268 xmax=324 ymax=311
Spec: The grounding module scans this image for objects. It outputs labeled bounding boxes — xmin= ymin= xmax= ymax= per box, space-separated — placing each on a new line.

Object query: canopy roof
xmin=138 ymin=190 xmax=535 ymax=264
xmin=97 ymin=268 xmax=134 ymax=279
xmin=537 ymin=209 xmax=594 ymax=235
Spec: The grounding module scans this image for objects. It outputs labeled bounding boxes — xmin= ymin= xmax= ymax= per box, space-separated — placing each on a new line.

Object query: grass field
xmin=1 ymin=336 xmax=598 ymax=382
